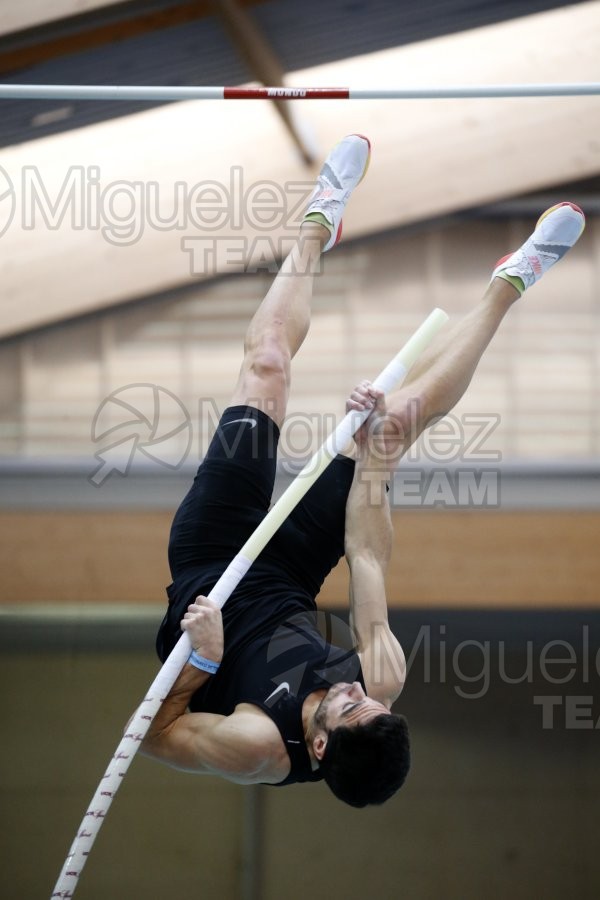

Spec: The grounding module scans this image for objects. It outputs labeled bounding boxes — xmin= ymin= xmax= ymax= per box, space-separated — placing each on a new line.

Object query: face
xmin=314 ymin=682 xmax=390 ymax=733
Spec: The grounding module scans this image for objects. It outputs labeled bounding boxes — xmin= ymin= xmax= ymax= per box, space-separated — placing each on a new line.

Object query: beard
xmin=313 ymin=682 xmax=348 ymax=731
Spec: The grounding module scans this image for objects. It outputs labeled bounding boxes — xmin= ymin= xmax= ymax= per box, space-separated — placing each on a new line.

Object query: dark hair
xmin=319 ymin=713 xmax=410 ymax=808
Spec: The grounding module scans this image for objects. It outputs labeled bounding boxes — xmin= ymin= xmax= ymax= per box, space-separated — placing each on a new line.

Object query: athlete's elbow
xmin=345 ymin=523 xmax=392 ymax=568
xmin=241 ymin=744 xmax=274 ymax=780
xmin=346 ymin=544 xmax=390 ymax=575
xmin=139 ymin=735 xmax=168 ymax=766
xmin=139 ymin=721 xmax=177 ymax=764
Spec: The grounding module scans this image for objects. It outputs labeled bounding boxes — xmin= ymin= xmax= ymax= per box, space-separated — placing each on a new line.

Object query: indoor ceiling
xmin=0 ymin=0 xmax=598 ymax=338
xmin=0 ymin=0 xmax=588 ymax=148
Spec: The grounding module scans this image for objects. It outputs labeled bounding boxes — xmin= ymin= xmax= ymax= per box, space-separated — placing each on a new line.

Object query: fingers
xmin=346 ymin=380 xmax=385 ymax=414
xmin=180 ymin=595 xmax=224 ymax=660
xmin=181 ymin=596 xmax=219 ymax=627
xmin=347 ymin=380 xmax=382 ymax=409
xmin=191 ymin=595 xmax=218 ymax=610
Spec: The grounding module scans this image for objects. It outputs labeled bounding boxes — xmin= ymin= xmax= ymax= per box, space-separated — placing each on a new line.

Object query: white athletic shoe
xmin=491 ymin=201 xmax=585 ymax=295
xmin=303 ymin=134 xmax=371 ymax=252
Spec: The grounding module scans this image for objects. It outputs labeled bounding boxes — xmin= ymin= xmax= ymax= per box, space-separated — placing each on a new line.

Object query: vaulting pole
xmin=51 ymin=306 xmax=448 ymax=898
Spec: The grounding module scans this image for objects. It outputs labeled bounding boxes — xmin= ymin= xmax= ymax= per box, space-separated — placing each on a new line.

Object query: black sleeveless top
xmin=165 ymin=572 xmax=365 ymax=786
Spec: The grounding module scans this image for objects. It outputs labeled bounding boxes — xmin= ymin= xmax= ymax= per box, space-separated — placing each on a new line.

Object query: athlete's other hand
xmin=346 ymin=380 xmax=386 ymax=451
xmin=181 ymin=596 xmax=224 ymax=664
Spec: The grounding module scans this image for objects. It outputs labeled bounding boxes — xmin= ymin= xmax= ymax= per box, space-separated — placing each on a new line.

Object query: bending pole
xmin=51 ymin=307 xmax=449 ymax=899
xmin=0 ymin=83 xmax=600 ymax=102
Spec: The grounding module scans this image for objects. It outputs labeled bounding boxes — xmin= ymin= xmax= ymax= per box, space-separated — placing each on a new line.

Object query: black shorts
xmin=166 ymin=404 xmax=355 ymax=602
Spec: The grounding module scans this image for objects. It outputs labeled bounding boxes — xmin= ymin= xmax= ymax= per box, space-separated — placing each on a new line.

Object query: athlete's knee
xmin=384 ymin=389 xmax=432 ymax=455
xmin=243 ymin=333 xmax=291 ymax=388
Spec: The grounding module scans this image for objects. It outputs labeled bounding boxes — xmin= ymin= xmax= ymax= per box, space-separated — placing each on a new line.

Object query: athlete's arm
xmin=344 ymin=383 xmax=406 ymax=705
xmin=141 ymin=699 xmax=280 ymax=783
xmin=140 ymin=598 xmax=278 ymax=782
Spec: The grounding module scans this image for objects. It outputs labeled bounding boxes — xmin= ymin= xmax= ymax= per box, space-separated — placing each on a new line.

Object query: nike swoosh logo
xmin=264 ymin=681 xmax=290 ymax=705
xmin=222 ymin=417 xmax=257 ymax=429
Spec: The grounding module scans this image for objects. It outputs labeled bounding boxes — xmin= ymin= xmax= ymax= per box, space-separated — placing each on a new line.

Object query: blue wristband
xmin=188 ymin=650 xmax=220 ymax=675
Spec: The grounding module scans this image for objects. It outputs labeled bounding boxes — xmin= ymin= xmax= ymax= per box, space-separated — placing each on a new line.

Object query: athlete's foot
xmin=303 ymin=134 xmax=371 ymax=252
xmin=490 ymin=201 xmax=585 ymax=297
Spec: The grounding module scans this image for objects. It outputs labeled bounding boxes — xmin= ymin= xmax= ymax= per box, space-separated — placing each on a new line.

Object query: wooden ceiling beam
xmin=0 ymin=0 xmax=267 ymax=75
xmin=213 ymin=0 xmax=316 ymax=164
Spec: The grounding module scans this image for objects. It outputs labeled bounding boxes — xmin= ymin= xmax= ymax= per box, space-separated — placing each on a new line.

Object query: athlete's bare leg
xmin=230 ymin=134 xmax=371 ymax=428
xmin=381 ymin=277 xmax=519 ymax=457
xmin=230 ymin=223 xmax=328 ymax=428
xmin=380 ymin=200 xmax=586 ymax=461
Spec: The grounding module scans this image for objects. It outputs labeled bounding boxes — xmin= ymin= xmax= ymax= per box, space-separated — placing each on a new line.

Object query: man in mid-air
xmin=141 ymin=134 xmax=585 ymax=806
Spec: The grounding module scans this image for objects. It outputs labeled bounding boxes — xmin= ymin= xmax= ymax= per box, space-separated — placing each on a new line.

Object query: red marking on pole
xmin=224 ymin=86 xmax=349 ymax=100
xmin=78 ymin=829 xmax=92 ymax=838
xmin=101 ymin=791 xmax=115 ymax=798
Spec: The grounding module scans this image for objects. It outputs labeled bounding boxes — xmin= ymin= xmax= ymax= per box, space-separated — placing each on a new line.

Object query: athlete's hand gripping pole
xmin=51 ymin=307 xmax=448 ymax=899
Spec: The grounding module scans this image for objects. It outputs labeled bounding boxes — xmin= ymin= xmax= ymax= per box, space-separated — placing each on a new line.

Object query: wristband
xmin=188 ymin=650 xmax=220 ymax=675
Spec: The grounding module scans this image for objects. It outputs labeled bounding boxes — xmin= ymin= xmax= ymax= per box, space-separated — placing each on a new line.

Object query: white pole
xmin=51 ymin=307 xmax=449 ymax=899
xmin=349 ymin=83 xmax=600 ymax=99
xmin=0 ymin=83 xmax=599 ymax=102
xmin=0 ymin=84 xmax=225 ymax=101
